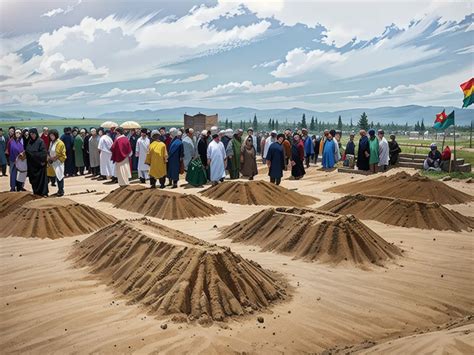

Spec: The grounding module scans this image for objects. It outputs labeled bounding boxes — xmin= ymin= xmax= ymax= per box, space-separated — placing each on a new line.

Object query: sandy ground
xmin=1 ymin=165 xmax=473 ymax=354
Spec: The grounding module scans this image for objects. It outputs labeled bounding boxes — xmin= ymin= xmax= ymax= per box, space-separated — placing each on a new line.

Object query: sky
xmin=0 ymin=0 xmax=473 ymax=117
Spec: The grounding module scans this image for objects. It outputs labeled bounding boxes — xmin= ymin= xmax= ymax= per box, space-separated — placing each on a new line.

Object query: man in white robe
xmin=378 ymin=129 xmax=390 ymax=171
xmin=182 ymin=128 xmax=196 ymax=171
xmin=263 ymin=130 xmax=276 ymax=160
xmin=98 ymin=128 xmax=115 ymax=180
xmin=207 ymin=133 xmax=226 ymax=185
xmin=135 ymin=129 xmax=150 ymax=183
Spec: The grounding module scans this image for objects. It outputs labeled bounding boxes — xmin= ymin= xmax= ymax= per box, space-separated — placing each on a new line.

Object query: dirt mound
xmin=320 ymin=194 xmax=474 ymax=232
xmin=222 ymin=208 xmax=401 ymax=267
xmin=0 ymin=198 xmax=117 ymax=239
xmin=101 ymin=185 xmax=224 ymax=219
xmin=200 ymin=180 xmax=318 ymax=206
xmin=0 ymin=191 xmax=40 ymax=218
xmin=72 ymin=219 xmax=287 ymax=322
xmin=326 ymin=171 xmax=474 ymax=204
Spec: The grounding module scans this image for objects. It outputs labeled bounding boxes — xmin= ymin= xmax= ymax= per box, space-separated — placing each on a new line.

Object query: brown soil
xmin=326 ymin=171 xmax=474 ymax=204
xmin=222 ymin=208 xmax=401 ymax=267
xmin=320 ymin=194 xmax=474 ymax=232
xmin=200 ymin=180 xmax=318 ymax=206
xmin=0 ymin=192 xmax=39 ymax=218
xmin=101 ymin=185 xmax=224 ymax=219
xmin=72 ymin=219 xmax=287 ymax=322
xmin=0 ymin=198 xmax=117 ymax=239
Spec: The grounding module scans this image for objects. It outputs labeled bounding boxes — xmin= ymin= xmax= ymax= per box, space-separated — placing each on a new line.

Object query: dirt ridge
xmin=0 ymin=192 xmax=40 ymax=218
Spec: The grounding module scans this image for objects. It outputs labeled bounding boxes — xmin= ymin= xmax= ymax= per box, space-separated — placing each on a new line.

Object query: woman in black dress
xmin=25 ymin=128 xmax=49 ymax=196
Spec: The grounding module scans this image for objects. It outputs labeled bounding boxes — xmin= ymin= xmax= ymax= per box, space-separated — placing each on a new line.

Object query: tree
xmin=350 ymin=117 xmax=353 ymax=129
xmin=252 ymin=114 xmax=258 ymax=131
xmin=420 ymin=118 xmax=425 ymax=132
xmin=229 ymin=121 xmax=233 ymax=129
xmin=414 ymin=121 xmax=420 ymax=131
xmin=271 ymin=119 xmax=275 ymax=130
xmin=268 ymin=118 xmax=272 ymax=130
xmin=301 ymin=113 xmax=307 ymax=128
xmin=358 ymin=112 xmax=369 ymax=130
xmin=225 ymin=118 xmax=229 ymax=128
xmin=310 ymin=116 xmax=315 ymax=131
xmin=337 ymin=115 xmax=343 ymax=131
xmin=240 ymin=120 xmax=243 ymax=129
xmin=370 ymin=121 xmax=374 ymax=128
xmin=275 ymin=120 xmax=279 ymax=131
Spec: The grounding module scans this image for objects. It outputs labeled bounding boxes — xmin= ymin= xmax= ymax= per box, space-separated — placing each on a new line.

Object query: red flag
xmin=434 ymin=109 xmax=447 ymax=124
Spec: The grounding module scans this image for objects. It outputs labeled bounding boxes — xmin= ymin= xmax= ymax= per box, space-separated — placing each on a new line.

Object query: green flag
xmin=433 ymin=110 xmax=454 ymax=131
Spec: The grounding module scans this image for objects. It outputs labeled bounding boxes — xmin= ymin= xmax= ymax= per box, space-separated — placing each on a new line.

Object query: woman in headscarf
xmin=25 ymin=128 xmax=48 ymax=196
xmin=166 ymin=127 xmax=183 ymax=188
xmin=322 ymin=132 xmax=336 ymax=169
xmin=5 ymin=129 xmax=24 ymax=191
xmin=47 ymin=129 xmax=66 ymax=196
xmin=74 ymin=129 xmax=85 ymax=175
xmin=290 ymin=133 xmax=306 ymax=179
xmin=61 ymin=127 xmax=75 ymax=177
xmin=240 ymin=136 xmax=258 ymax=180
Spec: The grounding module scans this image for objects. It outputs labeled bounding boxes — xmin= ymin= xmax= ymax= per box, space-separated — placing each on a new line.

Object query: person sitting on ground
xmin=440 ymin=145 xmax=451 ymax=172
xmin=423 ymin=143 xmax=442 ymax=171
xmin=388 ymin=134 xmax=401 ymax=165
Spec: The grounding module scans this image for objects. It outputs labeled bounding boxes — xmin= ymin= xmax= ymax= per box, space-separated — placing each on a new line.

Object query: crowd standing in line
xmin=2 ymin=123 xmax=408 ymax=197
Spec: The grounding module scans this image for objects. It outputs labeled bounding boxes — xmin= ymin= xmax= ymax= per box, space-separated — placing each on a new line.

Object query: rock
xmin=442 ymin=176 xmax=452 ymax=181
xmin=466 ymin=178 xmax=473 ymax=184
xmin=161 ymin=323 xmax=168 ymax=330
xmin=257 ymin=316 xmax=264 ymax=323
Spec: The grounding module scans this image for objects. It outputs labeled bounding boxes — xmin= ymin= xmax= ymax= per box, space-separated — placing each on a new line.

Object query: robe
xmin=6 ymin=138 xmax=24 ymax=190
xmin=291 ymin=141 xmax=306 ymax=177
xmin=357 ymin=136 xmax=370 ymax=171
xmin=136 ymin=136 xmax=150 ymax=179
xmin=263 ymin=137 xmax=275 ymax=160
xmin=378 ymin=137 xmax=389 ymax=167
xmin=74 ymin=135 xmax=84 ymax=167
xmin=145 ymin=140 xmax=167 ymax=179
xmin=83 ymin=134 xmax=91 ymax=170
xmin=369 ymin=138 xmax=379 ymax=165
xmin=167 ymin=137 xmax=183 ymax=181
xmin=266 ymin=142 xmax=285 ymax=179
xmin=303 ymin=136 xmax=314 ymax=156
xmin=240 ymin=145 xmax=258 ymax=177
xmin=207 ymin=140 xmax=226 ymax=182
xmin=98 ymin=135 xmax=115 ymax=177
xmin=47 ymin=139 xmax=66 ymax=180
xmin=345 ymin=141 xmax=355 ymax=156
xmin=197 ymin=137 xmax=208 ymax=167
xmin=182 ymin=135 xmax=195 ymax=170
xmin=0 ymin=135 xmax=6 ymax=166
xmin=129 ymin=133 xmax=139 ymax=171
xmin=322 ymin=139 xmax=336 ymax=169
xmin=230 ymin=137 xmax=242 ymax=179
xmin=61 ymin=133 xmax=75 ymax=175
xmin=25 ymin=137 xmax=48 ymax=196
xmin=88 ymin=135 xmax=100 ymax=168
xmin=111 ymin=135 xmax=132 ymax=186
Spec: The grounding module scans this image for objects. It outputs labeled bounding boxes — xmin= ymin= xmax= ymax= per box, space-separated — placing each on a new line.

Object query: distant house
xmin=184 ymin=112 xmax=218 ymax=132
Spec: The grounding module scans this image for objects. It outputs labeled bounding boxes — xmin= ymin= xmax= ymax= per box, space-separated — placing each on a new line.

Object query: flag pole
xmin=453 ymin=111 xmax=457 ymax=170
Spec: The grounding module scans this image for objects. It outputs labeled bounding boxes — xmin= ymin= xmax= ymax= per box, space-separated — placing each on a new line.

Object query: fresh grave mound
xmin=222 ymin=208 xmax=401 ymax=267
xmin=320 ymin=194 xmax=474 ymax=232
xmin=326 ymin=171 xmax=474 ymax=204
xmin=0 ymin=191 xmax=40 ymax=218
xmin=0 ymin=198 xmax=117 ymax=239
xmin=71 ymin=219 xmax=287 ymax=322
xmin=101 ymin=185 xmax=224 ymax=219
xmin=200 ymin=180 xmax=318 ymax=206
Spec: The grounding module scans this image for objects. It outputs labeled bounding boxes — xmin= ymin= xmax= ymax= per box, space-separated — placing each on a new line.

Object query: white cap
xmin=169 ymin=127 xmax=178 ymax=137
xmin=218 ymin=130 xmax=225 ymax=135
xmin=151 ymin=129 xmax=160 ymax=137
xmin=201 ymin=129 xmax=208 ymax=135
xmin=225 ymin=128 xmax=233 ymax=137
xmin=210 ymin=126 xmax=218 ymax=134
xmin=271 ymin=130 xmax=277 ymax=135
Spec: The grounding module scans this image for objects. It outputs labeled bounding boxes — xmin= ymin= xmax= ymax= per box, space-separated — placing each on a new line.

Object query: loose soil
xmin=0 ymin=191 xmax=39 ymax=218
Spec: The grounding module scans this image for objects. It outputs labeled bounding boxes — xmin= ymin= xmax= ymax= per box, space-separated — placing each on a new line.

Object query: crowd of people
xmin=1 ymin=123 xmax=409 ymax=197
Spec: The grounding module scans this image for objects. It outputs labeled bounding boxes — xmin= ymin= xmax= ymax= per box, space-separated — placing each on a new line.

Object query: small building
xmin=184 ymin=112 xmax=218 ymax=132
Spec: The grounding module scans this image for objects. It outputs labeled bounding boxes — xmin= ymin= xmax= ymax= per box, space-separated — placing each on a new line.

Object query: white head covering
xmin=225 ymin=128 xmax=233 ymax=137
xmin=169 ymin=127 xmax=178 ymax=138
xmin=177 ymin=130 xmax=183 ymax=137
xmin=151 ymin=129 xmax=160 ymax=137
xmin=210 ymin=126 xmax=218 ymax=134
xmin=201 ymin=129 xmax=208 ymax=136
xmin=218 ymin=130 xmax=225 ymax=136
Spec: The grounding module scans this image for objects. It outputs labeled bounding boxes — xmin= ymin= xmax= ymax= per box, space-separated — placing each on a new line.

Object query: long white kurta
xmin=378 ymin=137 xmax=390 ymax=166
xmin=182 ymin=135 xmax=195 ymax=170
xmin=98 ymin=135 xmax=115 ymax=177
xmin=135 ymin=136 xmax=150 ymax=179
xmin=207 ymin=140 xmax=226 ymax=182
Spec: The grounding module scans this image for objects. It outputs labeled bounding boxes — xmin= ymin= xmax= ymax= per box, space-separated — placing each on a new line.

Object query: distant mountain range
xmin=1 ymin=105 xmax=472 ymax=126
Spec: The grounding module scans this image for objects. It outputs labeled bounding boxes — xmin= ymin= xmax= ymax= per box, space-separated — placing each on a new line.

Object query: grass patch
xmin=420 ymin=170 xmax=474 ymax=180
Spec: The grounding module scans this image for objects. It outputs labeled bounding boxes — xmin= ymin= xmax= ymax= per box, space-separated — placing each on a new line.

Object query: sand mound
xmin=101 ymin=185 xmax=224 ymax=219
xmin=326 ymin=172 xmax=474 ymax=204
xmin=200 ymin=180 xmax=318 ymax=206
xmin=222 ymin=208 xmax=401 ymax=267
xmin=72 ymin=219 xmax=287 ymax=322
xmin=320 ymin=194 xmax=474 ymax=232
xmin=0 ymin=191 xmax=40 ymax=218
xmin=0 ymin=198 xmax=117 ymax=239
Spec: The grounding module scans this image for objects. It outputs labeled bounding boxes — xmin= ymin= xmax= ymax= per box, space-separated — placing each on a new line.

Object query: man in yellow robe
xmin=145 ymin=130 xmax=168 ymax=189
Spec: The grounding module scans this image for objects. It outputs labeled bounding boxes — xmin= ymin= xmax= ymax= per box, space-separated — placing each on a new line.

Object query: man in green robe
xmin=368 ymin=129 xmax=379 ymax=174
xmin=229 ymin=129 xmax=243 ymax=179
xmin=73 ymin=129 xmax=85 ymax=175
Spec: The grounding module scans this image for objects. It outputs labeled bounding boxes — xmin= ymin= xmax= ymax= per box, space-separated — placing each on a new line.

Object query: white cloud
xmin=346 ymin=84 xmax=422 ymax=99
xmin=252 ymin=59 xmax=280 ymax=69
xmin=155 ymin=73 xmax=208 ymax=84
xmin=272 ymin=48 xmax=344 ymax=78
xmin=41 ymin=0 xmax=82 ymax=18
xmin=0 ymin=93 xmax=56 ymax=106
xmin=101 ymin=87 xmax=159 ymax=98
xmin=66 ymin=91 xmax=94 ymax=100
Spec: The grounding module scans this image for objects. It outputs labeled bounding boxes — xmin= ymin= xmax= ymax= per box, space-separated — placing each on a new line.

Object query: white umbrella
xmin=120 ymin=121 xmax=141 ymax=129
xmin=101 ymin=121 xmax=118 ymax=129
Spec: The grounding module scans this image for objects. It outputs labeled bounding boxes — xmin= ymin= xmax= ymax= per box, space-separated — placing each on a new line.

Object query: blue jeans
xmin=9 ymin=163 xmax=16 ymax=191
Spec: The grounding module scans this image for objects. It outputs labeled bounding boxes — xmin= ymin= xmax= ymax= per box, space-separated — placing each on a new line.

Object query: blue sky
xmin=0 ymin=0 xmax=473 ymax=116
